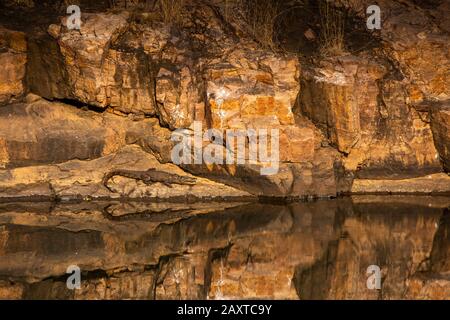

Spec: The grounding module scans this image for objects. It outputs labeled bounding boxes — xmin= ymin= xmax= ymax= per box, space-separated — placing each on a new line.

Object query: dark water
xmin=0 ymin=196 xmax=449 ymax=300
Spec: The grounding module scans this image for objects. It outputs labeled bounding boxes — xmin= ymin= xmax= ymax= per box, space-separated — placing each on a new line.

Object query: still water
xmin=0 ymin=196 xmax=448 ymax=300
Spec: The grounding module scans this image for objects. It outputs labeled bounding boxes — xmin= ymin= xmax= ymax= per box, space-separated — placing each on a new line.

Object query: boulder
xmin=0 ymin=96 xmax=173 ymax=169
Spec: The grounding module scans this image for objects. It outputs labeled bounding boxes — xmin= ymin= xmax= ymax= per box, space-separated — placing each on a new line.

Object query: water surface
xmin=0 ymin=196 xmax=449 ymax=300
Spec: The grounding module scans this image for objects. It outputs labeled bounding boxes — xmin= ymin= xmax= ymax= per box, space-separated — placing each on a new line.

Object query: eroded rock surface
xmin=0 ymin=96 xmax=173 ymax=168
xmin=299 ymin=55 xmax=442 ymax=178
xmin=431 ymin=105 xmax=450 ymax=172
xmin=0 ymin=0 xmax=449 ymax=198
xmin=0 ymin=26 xmax=27 ymax=105
xmin=294 ymin=0 xmax=449 ymax=187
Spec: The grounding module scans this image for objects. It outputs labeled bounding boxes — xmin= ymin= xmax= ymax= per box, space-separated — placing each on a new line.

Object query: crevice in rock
xmin=47 ymin=97 xmax=109 ymax=114
xmin=277 ymin=1 xmax=383 ymax=59
xmin=39 ymin=268 xmax=110 ymax=284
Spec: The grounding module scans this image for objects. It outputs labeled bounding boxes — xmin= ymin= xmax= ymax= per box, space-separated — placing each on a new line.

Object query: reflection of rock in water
xmin=403 ymin=208 xmax=450 ymax=300
xmin=293 ymin=197 xmax=450 ymax=300
xmin=430 ymin=209 xmax=450 ymax=273
xmin=0 ymin=197 xmax=449 ymax=300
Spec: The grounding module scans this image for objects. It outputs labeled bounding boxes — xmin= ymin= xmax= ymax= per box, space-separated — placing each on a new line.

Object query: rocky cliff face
xmin=297 ymin=0 xmax=449 ymax=180
xmin=0 ymin=26 xmax=27 ymax=105
xmin=0 ymin=0 xmax=448 ymax=200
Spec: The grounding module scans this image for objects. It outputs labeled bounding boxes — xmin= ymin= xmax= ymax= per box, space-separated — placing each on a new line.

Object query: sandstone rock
xmin=206 ymin=49 xmax=299 ymax=130
xmin=180 ymin=143 xmax=342 ymax=198
xmin=0 ymin=98 xmax=254 ymax=200
xmin=0 ymin=97 xmax=173 ymax=169
xmin=2 ymin=0 xmax=449 ymax=201
xmin=299 ymin=56 xmax=382 ymax=154
xmin=336 ymin=0 xmax=449 ymax=103
xmin=0 ymin=26 xmax=27 ymax=105
xmin=299 ymin=55 xmax=442 ymax=178
xmin=51 ymin=13 xmax=133 ymax=110
xmin=304 ymin=28 xmax=316 ymax=41
xmin=0 ymin=142 xmax=252 ymax=201
xmin=431 ymin=106 xmax=450 ymax=172
xmin=351 ymin=173 xmax=450 ymax=194
xmin=380 ymin=2 xmax=449 ymax=102
xmin=0 ymin=0 xmax=448 ymax=302
xmin=0 ymin=97 xmax=338 ymax=198
xmin=26 ymin=32 xmax=72 ymax=100
xmin=39 ymin=4 xmax=301 ymax=132
xmin=25 ymin=4 xmax=314 ymax=198
xmin=29 ymin=12 xmax=156 ymax=116
xmin=295 ymin=0 xmax=448 ymax=180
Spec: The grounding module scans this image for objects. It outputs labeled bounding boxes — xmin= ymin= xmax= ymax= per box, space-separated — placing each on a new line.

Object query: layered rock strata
xmin=0 ymin=0 xmax=449 ymax=199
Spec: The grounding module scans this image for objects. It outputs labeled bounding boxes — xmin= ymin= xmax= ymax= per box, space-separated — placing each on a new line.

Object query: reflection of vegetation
xmin=319 ymin=0 xmax=346 ymax=56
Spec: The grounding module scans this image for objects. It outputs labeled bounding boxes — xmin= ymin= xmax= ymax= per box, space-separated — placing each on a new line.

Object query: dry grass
xmin=159 ymin=0 xmax=184 ymax=24
xmin=319 ymin=0 xmax=346 ymax=56
xmin=108 ymin=0 xmax=140 ymax=8
xmin=246 ymin=0 xmax=280 ymax=50
xmin=236 ymin=0 xmax=281 ymax=50
xmin=108 ymin=0 xmax=184 ymax=25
